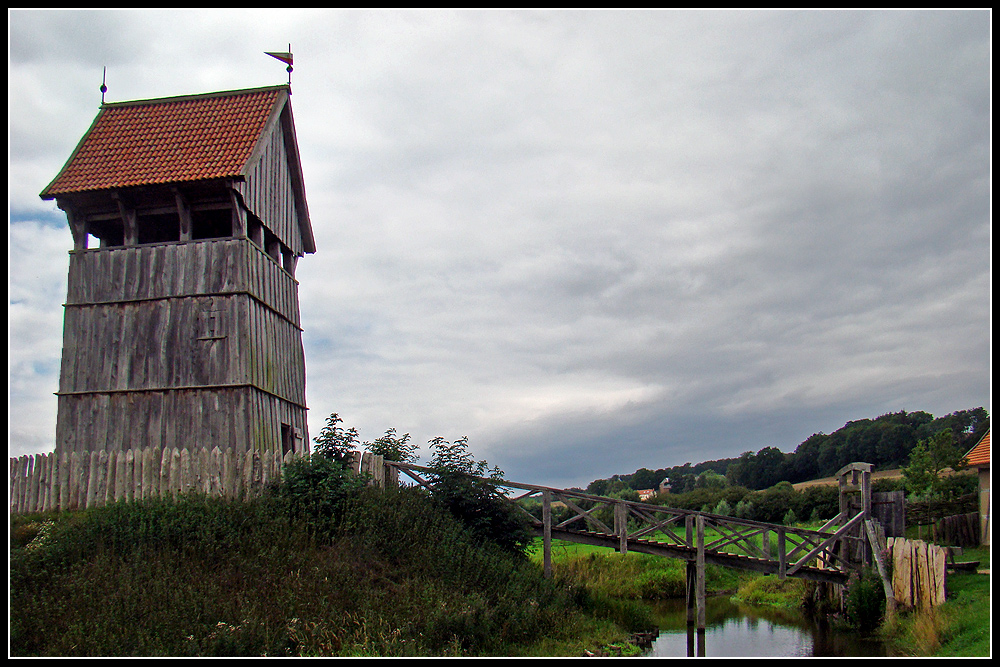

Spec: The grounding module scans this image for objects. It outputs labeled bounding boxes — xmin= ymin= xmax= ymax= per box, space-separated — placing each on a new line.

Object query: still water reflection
xmin=645 ymin=596 xmax=887 ymax=657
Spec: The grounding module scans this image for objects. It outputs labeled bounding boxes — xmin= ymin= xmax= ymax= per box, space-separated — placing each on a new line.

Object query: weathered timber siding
xmin=886 ymin=537 xmax=947 ymax=610
xmin=9 ymin=449 xmax=397 ymax=516
xmin=59 ymin=298 xmax=241 ymax=392
xmin=56 ymin=237 xmax=308 ymax=455
xmin=238 ymin=110 xmax=303 ymax=255
xmin=872 ymin=490 xmax=906 ymax=538
xmin=55 ymin=388 xmax=308 ymax=455
xmin=65 ymin=238 xmax=300 ymax=324
xmin=59 ymin=295 xmax=304 ymax=404
xmin=9 ymin=447 xmax=295 ymax=514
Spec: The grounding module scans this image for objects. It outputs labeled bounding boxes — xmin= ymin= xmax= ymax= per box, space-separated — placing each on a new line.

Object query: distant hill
xmin=587 ymin=407 xmax=989 ymax=495
xmin=791 ymin=466 xmax=972 ymax=491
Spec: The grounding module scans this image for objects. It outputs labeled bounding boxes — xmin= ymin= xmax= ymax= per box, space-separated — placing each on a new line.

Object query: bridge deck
xmin=533 ymin=525 xmax=850 ymax=585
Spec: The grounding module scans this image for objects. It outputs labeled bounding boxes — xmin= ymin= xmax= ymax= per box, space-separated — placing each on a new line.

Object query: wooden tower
xmin=40 ymin=85 xmax=315 ymax=456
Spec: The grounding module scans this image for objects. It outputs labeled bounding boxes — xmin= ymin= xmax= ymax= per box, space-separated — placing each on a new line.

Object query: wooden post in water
xmin=696 ymin=515 xmax=706 ymax=633
xmin=685 ymin=514 xmax=695 ymax=627
xmin=683 ymin=513 xmax=707 ymax=643
xmin=685 ymin=556 xmax=705 ymax=656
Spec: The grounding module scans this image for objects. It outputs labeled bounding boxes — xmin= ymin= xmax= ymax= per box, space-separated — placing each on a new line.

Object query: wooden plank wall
xmin=886 ymin=537 xmax=947 ymax=611
xmin=934 ymin=513 xmax=981 ymax=548
xmin=872 ymin=491 xmax=906 ymax=538
xmin=65 ymin=238 xmax=300 ymax=325
xmin=239 ymin=114 xmax=302 ymax=256
xmin=57 ymin=238 xmax=308 ymax=454
xmin=9 ymin=447 xmax=295 ymax=515
xmin=55 ymin=388 xmax=308 ymax=456
xmin=9 ymin=448 xmax=396 ymax=516
xmin=67 ymin=240 xmax=244 ymax=307
xmin=59 ymin=297 xmax=241 ymax=393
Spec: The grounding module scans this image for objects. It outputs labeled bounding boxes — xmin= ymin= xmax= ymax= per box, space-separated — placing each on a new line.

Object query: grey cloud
xmin=9 ymin=10 xmax=990 ymax=488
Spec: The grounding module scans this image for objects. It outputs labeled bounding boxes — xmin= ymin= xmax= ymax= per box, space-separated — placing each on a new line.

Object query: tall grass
xmin=879 ymin=545 xmax=990 ymax=657
xmin=10 ymin=484 xmax=643 ymax=657
xmin=531 ymin=539 xmax=754 ymax=601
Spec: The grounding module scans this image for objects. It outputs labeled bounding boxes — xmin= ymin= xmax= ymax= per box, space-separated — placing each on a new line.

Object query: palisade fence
xmin=9 ymin=448 xmax=396 ymax=515
xmin=885 ymin=537 xmax=947 ymax=610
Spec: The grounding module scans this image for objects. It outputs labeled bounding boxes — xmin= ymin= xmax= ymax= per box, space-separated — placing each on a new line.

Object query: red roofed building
xmin=40 ymin=85 xmax=315 ymax=456
xmin=964 ymin=430 xmax=990 ymax=545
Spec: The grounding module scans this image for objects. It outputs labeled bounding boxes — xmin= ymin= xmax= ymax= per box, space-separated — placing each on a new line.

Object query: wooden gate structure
xmin=386 ymin=460 xmax=896 ymax=636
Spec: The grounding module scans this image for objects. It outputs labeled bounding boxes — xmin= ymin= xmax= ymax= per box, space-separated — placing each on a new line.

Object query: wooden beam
xmin=787 ymin=512 xmax=865 ymax=576
xmin=865 ymin=519 xmax=897 ymax=616
xmin=112 ymin=191 xmax=138 ymax=246
xmin=615 ymin=501 xmax=628 ymax=554
xmin=57 ymin=199 xmax=88 ymax=250
xmin=542 ymin=489 xmax=553 ymax=579
xmin=228 ymin=186 xmax=247 ymax=238
xmin=173 ymin=187 xmax=192 ymax=241
xmin=555 ymin=495 xmax=613 ymax=534
xmin=695 ymin=514 xmax=706 ymax=631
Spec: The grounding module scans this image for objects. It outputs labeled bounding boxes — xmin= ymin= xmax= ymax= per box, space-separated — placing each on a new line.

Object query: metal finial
xmin=100 ymin=66 xmax=108 ymax=104
xmin=265 ymin=45 xmax=293 ymax=86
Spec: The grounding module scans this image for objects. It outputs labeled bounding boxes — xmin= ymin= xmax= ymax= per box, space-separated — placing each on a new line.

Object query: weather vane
xmin=265 ymin=45 xmax=294 ymax=86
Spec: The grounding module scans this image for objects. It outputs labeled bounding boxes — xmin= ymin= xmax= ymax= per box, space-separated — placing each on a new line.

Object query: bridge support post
xmin=696 ymin=515 xmax=706 ymax=633
xmin=542 ymin=489 xmax=553 ymax=579
xmin=686 ymin=514 xmax=706 ymax=643
xmin=777 ymin=527 xmax=786 ymax=579
xmin=614 ymin=501 xmax=628 ymax=555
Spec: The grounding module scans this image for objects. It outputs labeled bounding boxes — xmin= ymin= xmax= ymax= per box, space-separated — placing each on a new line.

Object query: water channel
xmin=642 ymin=595 xmax=888 ymax=657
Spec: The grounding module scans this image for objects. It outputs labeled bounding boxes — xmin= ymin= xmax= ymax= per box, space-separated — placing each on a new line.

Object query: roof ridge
xmin=101 ymin=84 xmax=289 ymax=109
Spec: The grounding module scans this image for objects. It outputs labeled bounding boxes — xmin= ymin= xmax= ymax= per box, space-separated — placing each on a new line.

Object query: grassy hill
xmin=10 ymin=478 xmax=653 ymax=657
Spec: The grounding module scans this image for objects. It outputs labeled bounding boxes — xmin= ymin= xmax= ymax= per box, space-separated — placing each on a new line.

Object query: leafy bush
xmin=11 ymin=484 xmax=611 ymax=657
xmin=276 ymin=454 xmax=368 ymax=542
xmin=844 ymin=567 xmax=886 ymax=633
xmin=363 ymin=427 xmax=419 ymax=463
xmin=312 ymin=412 xmax=361 ymax=462
xmin=712 ymin=499 xmax=732 ymax=516
xmin=424 ymin=436 xmax=535 ymax=558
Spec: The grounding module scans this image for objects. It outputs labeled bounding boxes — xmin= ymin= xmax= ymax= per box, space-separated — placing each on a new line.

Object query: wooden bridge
xmin=384 ymin=460 xmax=896 ymax=634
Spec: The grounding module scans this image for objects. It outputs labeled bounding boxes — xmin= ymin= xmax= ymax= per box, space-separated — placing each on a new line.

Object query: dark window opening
xmin=246 ymin=212 xmax=265 ymax=247
xmin=262 ymin=227 xmax=282 ymax=263
xmin=282 ymin=248 xmax=298 ymax=276
xmin=137 ymin=211 xmax=181 ymax=245
xmin=191 ymin=207 xmax=233 ymax=240
xmin=87 ymin=218 xmax=125 ymax=248
xmin=281 ymin=423 xmax=296 ymax=455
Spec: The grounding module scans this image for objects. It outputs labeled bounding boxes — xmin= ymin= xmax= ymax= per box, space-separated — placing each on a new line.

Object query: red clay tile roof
xmin=965 ymin=430 xmax=990 ymax=468
xmin=41 ymin=86 xmax=285 ymax=198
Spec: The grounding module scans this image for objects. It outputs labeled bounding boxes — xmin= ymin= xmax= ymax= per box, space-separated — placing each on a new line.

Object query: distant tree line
xmin=585 ymin=408 xmax=989 ymax=495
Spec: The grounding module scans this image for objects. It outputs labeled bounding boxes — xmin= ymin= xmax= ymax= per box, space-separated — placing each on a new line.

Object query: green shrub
xmin=844 ymin=567 xmax=886 ymax=633
xmin=424 ymin=436 xmax=535 ymax=558
xmin=11 ymin=486 xmax=608 ymax=657
xmin=312 ymin=412 xmax=361 ymax=463
xmin=712 ymin=499 xmax=732 ymax=516
xmin=275 ymin=454 xmax=367 ymax=542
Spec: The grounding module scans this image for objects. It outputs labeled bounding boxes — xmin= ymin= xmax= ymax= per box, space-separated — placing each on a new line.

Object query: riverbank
xmin=529 ymin=538 xmax=991 ymax=657
xmin=880 ymin=545 xmax=990 ymax=657
xmin=10 ymin=490 xmax=645 ymax=657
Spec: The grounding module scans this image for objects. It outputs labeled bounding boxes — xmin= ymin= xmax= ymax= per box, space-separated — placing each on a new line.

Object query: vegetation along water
xmin=9 ymin=408 xmax=991 ymax=657
xmin=10 ymin=440 xmax=655 ymax=657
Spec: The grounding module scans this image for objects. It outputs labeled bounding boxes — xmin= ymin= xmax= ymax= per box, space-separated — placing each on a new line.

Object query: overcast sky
xmin=8 ymin=9 xmax=992 ymax=489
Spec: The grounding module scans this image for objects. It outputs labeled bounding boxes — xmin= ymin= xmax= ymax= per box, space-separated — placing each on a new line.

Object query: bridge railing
xmin=383 ymin=460 xmax=868 ymax=581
